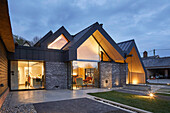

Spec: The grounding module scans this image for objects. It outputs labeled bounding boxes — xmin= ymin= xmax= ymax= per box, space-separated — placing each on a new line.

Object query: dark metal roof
xmin=143 ymin=57 xmax=170 ymax=68
xmin=62 ymin=22 xmax=97 ymax=50
xmin=117 ymin=39 xmax=134 ymax=53
xmin=34 ymin=26 xmax=73 ymax=48
xmin=34 ymin=30 xmax=53 ymax=47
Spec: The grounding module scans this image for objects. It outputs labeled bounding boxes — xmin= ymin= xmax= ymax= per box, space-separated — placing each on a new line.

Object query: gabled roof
xmin=63 ymin=22 xmax=96 ymax=50
xmin=117 ymin=39 xmax=134 ymax=53
xmin=34 ymin=26 xmax=73 ymax=48
xmin=22 ymin=41 xmax=31 ymax=47
xmin=118 ymin=39 xmax=147 ymax=77
xmin=62 ymin=22 xmax=125 ymax=61
xmin=34 ymin=30 xmax=53 ymax=47
xmin=36 ymin=22 xmax=125 ymax=61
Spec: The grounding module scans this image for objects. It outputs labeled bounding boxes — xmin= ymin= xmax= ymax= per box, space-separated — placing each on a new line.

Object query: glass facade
xmin=72 ymin=61 xmax=99 ymax=89
xmin=77 ymin=35 xmax=110 ymax=61
xmin=48 ymin=34 xmax=68 ymax=49
xmin=10 ymin=61 xmax=45 ymax=90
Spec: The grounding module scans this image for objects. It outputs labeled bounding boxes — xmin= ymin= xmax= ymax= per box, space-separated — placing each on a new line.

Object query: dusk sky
xmin=8 ymin=0 xmax=170 ymax=57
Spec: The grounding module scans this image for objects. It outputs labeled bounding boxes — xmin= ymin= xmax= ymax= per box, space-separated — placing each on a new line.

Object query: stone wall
xmin=45 ymin=62 xmax=67 ymax=89
xmin=99 ymin=62 xmax=127 ymax=88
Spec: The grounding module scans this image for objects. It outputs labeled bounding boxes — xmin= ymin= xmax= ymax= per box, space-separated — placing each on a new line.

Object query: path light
xmin=149 ymin=93 xmax=154 ymax=97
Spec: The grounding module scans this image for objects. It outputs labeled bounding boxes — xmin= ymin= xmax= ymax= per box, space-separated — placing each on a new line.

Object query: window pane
xmin=72 ymin=61 xmax=99 ymax=89
xmin=10 ymin=61 xmax=45 ymax=90
xmin=77 ymin=35 xmax=100 ymax=60
xmin=48 ymin=34 xmax=68 ymax=49
xmin=77 ymin=35 xmax=110 ymax=61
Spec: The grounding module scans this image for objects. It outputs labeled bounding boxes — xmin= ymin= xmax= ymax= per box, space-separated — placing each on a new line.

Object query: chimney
xmin=100 ymin=24 xmax=103 ymax=27
xmin=143 ymin=51 xmax=148 ymax=58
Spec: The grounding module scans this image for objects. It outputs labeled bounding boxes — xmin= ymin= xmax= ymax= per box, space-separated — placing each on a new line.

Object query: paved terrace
xmin=9 ymin=88 xmax=111 ymax=107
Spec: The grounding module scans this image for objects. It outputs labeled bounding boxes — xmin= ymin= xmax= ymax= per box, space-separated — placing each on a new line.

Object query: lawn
xmin=88 ymin=90 xmax=170 ymax=113
xmin=156 ymin=93 xmax=170 ymax=97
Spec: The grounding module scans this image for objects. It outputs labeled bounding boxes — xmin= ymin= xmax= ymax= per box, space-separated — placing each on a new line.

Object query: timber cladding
xmin=0 ymin=38 xmax=8 ymax=97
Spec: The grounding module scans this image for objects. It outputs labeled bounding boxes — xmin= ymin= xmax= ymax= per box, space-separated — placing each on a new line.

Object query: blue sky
xmin=8 ymin=0 xmax=170 ymax=57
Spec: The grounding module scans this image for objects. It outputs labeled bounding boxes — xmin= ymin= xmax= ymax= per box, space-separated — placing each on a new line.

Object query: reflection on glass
xmin=77 ymin=35 xmax=110 ymax=61
xmin=72 ymin=61 xmax=99 ymax=89
xmin=48 ymin=34 xmax=68 ymax=49
xmin=10 ymin=61 xmax=45 ymax=90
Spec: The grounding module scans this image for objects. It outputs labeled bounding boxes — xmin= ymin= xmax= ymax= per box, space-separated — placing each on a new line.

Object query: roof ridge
xmin=117 ymin=39 xmax=134 ymax=44
xmin=34 ymin=30 xmax=53 ymax=46
xmin=72 ymin=22 xmax=99 ymax=37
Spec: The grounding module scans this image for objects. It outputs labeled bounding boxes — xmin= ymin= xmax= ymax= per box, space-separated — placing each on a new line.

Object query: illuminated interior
xmin=72 ymin=61 xmax=99 ymax=89
xmin=10 ymin=61 xmax=45 ymax=90
xmin=126 ymin=47 xmax=145 ymax=84
xmin=77 ymin=35 xmax=110 ymax=61
xmin=48 ymin=34 xmax=68 ymax=49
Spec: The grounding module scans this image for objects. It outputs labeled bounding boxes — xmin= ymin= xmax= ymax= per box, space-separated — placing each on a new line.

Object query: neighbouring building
xmin=0 ymin=0 xmax=146 ymax=107
xmin=142 ymin=51 xmax=170 ymax=79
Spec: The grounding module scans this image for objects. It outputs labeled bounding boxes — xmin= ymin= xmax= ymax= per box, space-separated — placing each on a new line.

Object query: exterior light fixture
xmin=0 ymin=84 xmax=4 ymax=87
xmin=132 ymin=80 xmax=138 ymax=84
xmin=149 ymin=93 xmax=154 ymax=97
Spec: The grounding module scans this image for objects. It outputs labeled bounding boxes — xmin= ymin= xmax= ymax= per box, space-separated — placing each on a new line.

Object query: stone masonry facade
xmin=45 ymin=62 xmax=67 ymax=89
xmin=45 ymin=61 xmax=127 ymax=90
xmin=99 ymin=62 xmax=128 ymax=88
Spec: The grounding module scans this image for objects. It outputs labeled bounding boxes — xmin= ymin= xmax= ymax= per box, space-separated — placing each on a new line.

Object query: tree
xmin=13 ymin=35 xmax=26 ymax=45
xmin=32 ymin=36 xmax=40 ymax=44
xmin=13 ymin=35 xmax=41 ymax=46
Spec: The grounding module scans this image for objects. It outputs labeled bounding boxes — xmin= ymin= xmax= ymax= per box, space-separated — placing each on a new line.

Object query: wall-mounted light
xmin=0 ymin=84 xmax=4 ymax=87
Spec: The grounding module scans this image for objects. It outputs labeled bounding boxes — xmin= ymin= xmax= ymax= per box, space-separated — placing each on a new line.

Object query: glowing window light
xmin=48 ymin=34 xmax=68 ymax=49
xmin=132 ymin=80 xmax=138 ymax=84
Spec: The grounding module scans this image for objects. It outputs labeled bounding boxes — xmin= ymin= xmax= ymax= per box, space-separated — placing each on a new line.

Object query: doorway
xmin=10 ymin=61 xmax=45 ymax=90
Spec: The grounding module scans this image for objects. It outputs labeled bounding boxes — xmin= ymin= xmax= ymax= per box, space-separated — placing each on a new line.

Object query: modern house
xmin=0 ymin=0 xmax=146 ymax=107
xmin=7 ymin=22 xmax=146 ymax=90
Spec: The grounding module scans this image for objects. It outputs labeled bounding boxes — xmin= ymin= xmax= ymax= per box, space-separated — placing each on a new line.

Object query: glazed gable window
xmin=48 ymin=34 xmax=68 ymax=49
xmin=77 ymin=35 xmax=110 ymax=61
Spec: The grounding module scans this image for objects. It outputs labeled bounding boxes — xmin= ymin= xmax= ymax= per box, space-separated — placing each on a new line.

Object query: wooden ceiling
xmin=93 ymin=30 xmax=124 ymax=62
xmin=0 ymin=0 xmax=15 ymax=52
xmin=126 ymin=47 xmax=144 ymax=73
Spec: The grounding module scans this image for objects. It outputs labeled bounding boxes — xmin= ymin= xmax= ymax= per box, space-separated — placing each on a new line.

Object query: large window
xmin=72 ymin=61 xmax=99 ymax=89
xmin=10 ymin=61 xmax=45 ymax=90
xmin=77 ymin=35 xmax=110 ymax=61
xmin=48 ymin=34 xmax=68 ymax=49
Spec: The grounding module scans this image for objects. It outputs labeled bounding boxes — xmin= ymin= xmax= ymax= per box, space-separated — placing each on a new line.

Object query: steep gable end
xmin=35 ymin=26 xmax=73 ymax=49
xmin=48 ymin=34 xmax=68 ymax=50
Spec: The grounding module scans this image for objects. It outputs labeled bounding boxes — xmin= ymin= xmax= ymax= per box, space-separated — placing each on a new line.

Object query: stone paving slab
xmin=8 ymin=88 xmax=111 ymax=107
xmin=33 ymin=98 xmax=128 ymax=113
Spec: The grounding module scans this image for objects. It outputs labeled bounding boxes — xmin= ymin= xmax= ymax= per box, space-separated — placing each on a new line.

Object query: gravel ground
xmin=0 ymin=93 xmax=37 ymax=113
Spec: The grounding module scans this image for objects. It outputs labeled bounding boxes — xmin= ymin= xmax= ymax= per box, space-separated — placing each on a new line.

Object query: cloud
xmin=8 ymin=0 xmax=170 ymax=57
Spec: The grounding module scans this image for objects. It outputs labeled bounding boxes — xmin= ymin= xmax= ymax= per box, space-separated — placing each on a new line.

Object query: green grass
xmin=147 ymin=83 xmax=169 ymax=86
xmin=88 ymin=91 xmax=170 ymax=113
xmin=156 ymin=93 xmax=170 ymax=96
xmin=157 ymin=88 xmax=170 ymax=93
